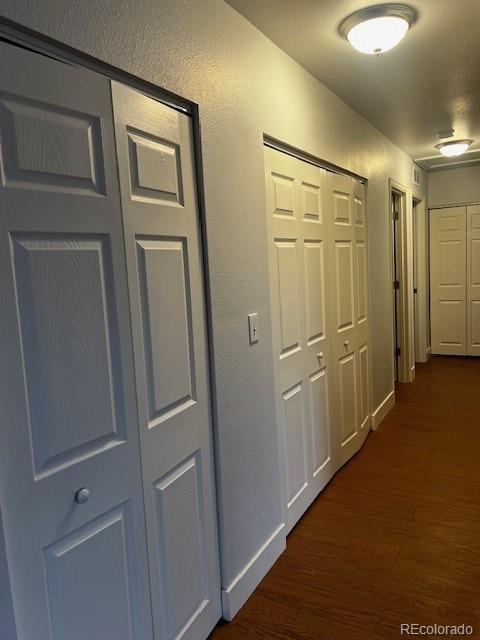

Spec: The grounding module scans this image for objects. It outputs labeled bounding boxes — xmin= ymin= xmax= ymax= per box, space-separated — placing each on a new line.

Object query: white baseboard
xmin=221 ymin=523 xmax=285 ymax=620
xmin=371 ymin=390 xmax=395 ymax=430
xmin=426 ymin=346 xmax=432 ymax=360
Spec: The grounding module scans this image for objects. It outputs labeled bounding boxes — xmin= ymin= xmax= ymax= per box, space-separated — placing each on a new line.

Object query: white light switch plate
xmin=248 ymin=313 xmax=259 ymax=344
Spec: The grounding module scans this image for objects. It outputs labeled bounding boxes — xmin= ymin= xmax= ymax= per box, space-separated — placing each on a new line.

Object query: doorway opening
xmin=390 ymin=181 xmax=415 ymax=383
xmin=392 ymin=190 xmax=401 ymax=381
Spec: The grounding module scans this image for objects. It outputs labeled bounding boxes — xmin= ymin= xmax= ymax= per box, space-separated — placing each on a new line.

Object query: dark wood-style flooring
xmin=210 ymin=356 xmax=480 ymax=639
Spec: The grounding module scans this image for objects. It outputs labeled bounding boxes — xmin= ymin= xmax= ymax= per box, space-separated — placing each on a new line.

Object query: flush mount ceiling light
xmin=339 ymin=4 xmax=417 ymax=55
xmin=436 ymin=140 xmax=473 ymax=158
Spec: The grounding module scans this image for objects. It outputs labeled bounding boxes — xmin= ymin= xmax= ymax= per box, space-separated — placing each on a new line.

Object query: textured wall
xmin=428 ymin=165 xmax=480 ymax=207
xmin=0 ymin=510 xmax=16 ymax=640
xmin=0 ymin=0 xmax=424 ymax=611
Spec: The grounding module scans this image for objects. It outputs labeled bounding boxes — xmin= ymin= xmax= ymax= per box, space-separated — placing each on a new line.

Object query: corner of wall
xmin=371 ymin=389 xmax=395 ymax=430
xmin=220 ymin=523 xmax=285 ymax=621
xmin=0 ymin=510 xmax=17 ymax=640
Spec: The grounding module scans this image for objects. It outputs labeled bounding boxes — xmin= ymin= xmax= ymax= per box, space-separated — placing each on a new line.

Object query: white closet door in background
xmin=467 ymin=204 xmax=480 ymax=355
xmin=0 ymin=43 xmax=154 ymax=640
xmin=326 ymin=173 xmax=371 ymax=465
xmin=112 ymin=82 xmax=221 ymax=640
xmin=430 ymin=207 xmax=467 ymax=355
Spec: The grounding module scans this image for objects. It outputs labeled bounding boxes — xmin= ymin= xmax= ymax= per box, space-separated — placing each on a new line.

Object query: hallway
xmin=210 ymin=357 xmax=480 ymax=639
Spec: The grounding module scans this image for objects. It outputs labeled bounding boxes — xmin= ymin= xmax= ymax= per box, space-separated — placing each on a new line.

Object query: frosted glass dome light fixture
xmin=436 ymin=140 xmax=473 ymax=158
xmin=339 ymin=4 xmax=417 ymax=55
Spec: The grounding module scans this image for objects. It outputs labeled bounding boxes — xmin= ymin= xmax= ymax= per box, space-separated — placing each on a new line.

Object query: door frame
xmin=389 ymin=179 xmax=415 ymax=383
xmin=412 ymin=194 xmax=430 ymax=363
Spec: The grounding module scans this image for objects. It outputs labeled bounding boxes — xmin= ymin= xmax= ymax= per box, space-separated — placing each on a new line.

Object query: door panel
xmin=338 ymin=353 xmax=358 ymax=444
xmin=304 ymin=241 xmax=326 ymax=343
xmin=471 ymin=302 xmax=480 ymax=347
xmin=265 ymin=148 xmax=370 ymax=531
xmin=112 ymin=82 xmax=221 ymax=640
xmin=153 ymin=455 xmax=209 ymax=640
xmin=11 ymin=234 xmax=124 ymax=476
xmin=354 ymin=183 xmax=370 ymax=433
xmin=283 ymin=384 xmax=308 ymax=508
xmin=136 ymin=238 xmax=195 ymax=424
xmin=265 ymin=149 xmax=335 ymax=532
xmin=335 ymin=241 xmax=355 ymax=330
xmin=430 ymin=207 xmax=467 ymax=355
xmin=356 ymin=242 xmax=368 ymax=323
xmin=0 ymin=96 xmax=106 ymax=195
xmin=275 ymin=240 xmax=301 ymax=354
xmin=309 ymin=370 xmax=330 ymax=474
xmin=328 ymin=174 xmax=370 ymax=463
xmin=439 ymin=241 xmax=464 ymax=285
xmin=359 ymin=345 xmax=370 ymax=430
xmin=0 ymin=43 xmax=153 ymax=640
xmin=467 ymin=205 xmax=480 ymax=355
xmin=44 ymin=506 xmax=136 ymax=640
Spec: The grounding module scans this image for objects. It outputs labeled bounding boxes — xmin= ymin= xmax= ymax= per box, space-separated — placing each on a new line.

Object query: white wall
xmin=0 ymin=514 xmax=16 ymax=640
xmin=428 ymin=164 xmax=480 ymax=207
xmin=0 ymin=0 xmax=425 ymax=621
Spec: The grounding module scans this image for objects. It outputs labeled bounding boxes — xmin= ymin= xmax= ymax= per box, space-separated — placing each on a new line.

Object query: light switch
xmin=248 ymin=313 xmax=259 ymax=344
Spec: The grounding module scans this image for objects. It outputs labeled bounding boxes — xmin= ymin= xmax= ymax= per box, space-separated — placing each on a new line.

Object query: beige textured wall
xmin=0 ymin=0 xmax=424 ymax=605
xmin=428 ymin=165 xmax=480 ymax=207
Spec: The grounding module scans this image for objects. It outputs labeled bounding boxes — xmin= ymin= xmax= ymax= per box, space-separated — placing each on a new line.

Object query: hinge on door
xmin=395 ymin=347 xmax=401 ymax=356
xmin=414 ymin=287 xmax=418 ymax=294
xmin=393 ymin=280 xmax=400 ymax=290
xmin=393 ymin=210 xmax=399 ymax=221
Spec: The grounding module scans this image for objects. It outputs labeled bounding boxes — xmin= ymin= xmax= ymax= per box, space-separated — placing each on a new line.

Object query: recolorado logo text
xmin=400 ymin=623 xmax=474 ymax=636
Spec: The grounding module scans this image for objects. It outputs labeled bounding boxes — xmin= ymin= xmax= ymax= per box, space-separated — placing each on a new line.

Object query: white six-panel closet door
xmin=111 ymin=82 xmax=221 ymax=640
xmin=0 ymin=43 xmax=154 ymax=640
xmin=430 ymin=207 xmax=467 ymax=355
xmin=265 ymin=147 xmax=371 ymax=533
xmin=265 ymin=149 xmax=334 ymax=532
xmin=327 ymin=172 xmax=370 ymax=466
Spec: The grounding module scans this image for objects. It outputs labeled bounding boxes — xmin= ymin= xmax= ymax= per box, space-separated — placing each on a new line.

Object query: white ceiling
xmin=225 ymin=0 xmax=480 ymax=164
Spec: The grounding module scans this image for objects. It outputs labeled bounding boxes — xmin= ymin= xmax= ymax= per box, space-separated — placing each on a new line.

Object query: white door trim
xmin=390 ymin=179 xmax=415 ymax=383
xmin=413 ymin=195 xmax=430 ymax=363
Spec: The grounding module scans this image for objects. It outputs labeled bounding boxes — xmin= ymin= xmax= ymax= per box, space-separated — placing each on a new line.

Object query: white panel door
xmin=112 ymin=83 xmax=221 ymax=640
xmin=265 ymin=148 xmax=335 ymax=532
xmin=326 ymin=173 xmax=371 ymax=465
xmin=0 ymin=43 xmax=153 ymax=639
xmin=430 ymin=207 xmax=467 ymax=355
xmin=467 ymin=204 xmax=480 ymax=355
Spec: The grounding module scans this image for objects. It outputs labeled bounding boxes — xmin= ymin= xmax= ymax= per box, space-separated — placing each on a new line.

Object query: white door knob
xmin=316 ymin=352 xmax=324 ymax=360
xmin=343 ymin=340 xmax=349 ymax=350
xmin=74 ymin=488 xmax=91 ymax=504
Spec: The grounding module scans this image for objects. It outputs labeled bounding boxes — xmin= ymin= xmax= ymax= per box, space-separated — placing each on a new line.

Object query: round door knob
xmin=74 ymin=488 xmax=91 ymax=504
xmin=343 ymin=340 xmax=349 ymax=350
xmin=316 ymin=352 xmax=324 ymax=360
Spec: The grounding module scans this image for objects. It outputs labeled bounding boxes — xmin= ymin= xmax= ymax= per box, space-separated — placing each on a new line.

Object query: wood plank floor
xmin=209 ymin=356 xmax=480 ymax=639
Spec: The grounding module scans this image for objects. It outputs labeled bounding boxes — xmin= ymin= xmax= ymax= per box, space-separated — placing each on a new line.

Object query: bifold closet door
xmin=326 ymin=173 xmax=371 ymax=465
xmin=467 ymin=205 xmax=480 ymax=355
xmin=111 ymin=83 xmax=221 ymax=640
xmin=265 ymin=148 xmax=335 ymax=532
xmin=430 ymin=207 xmax=467 ymax=355
xmin=0 ymin=43 xmax=154 ymax=639
xmin=265 ymin=147 xmax=371 ymax=532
